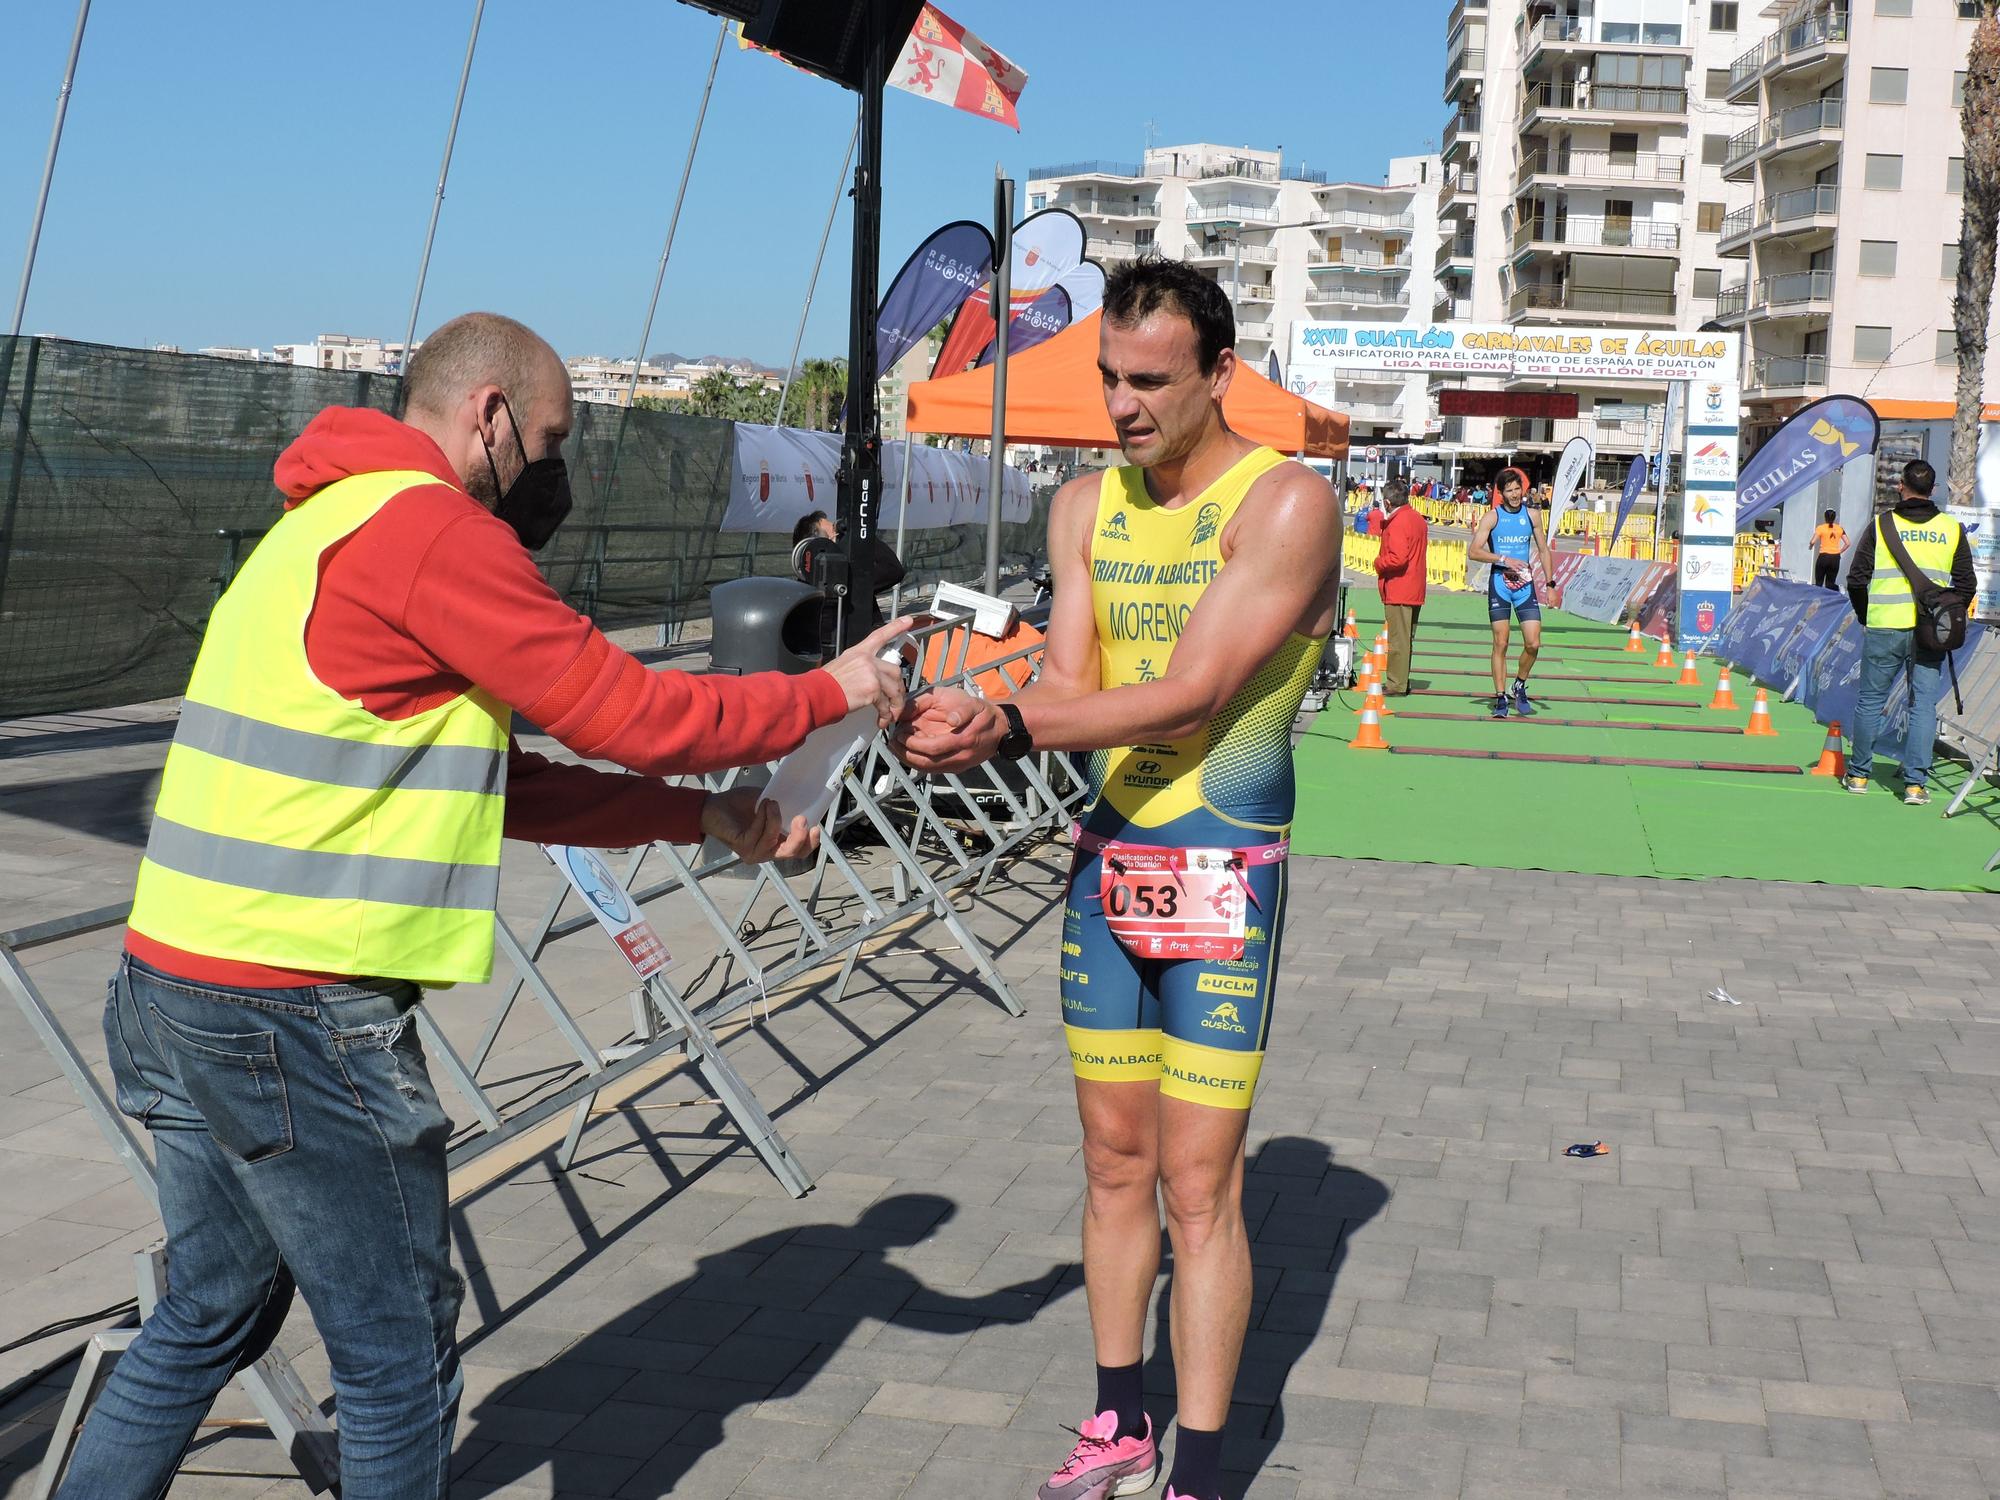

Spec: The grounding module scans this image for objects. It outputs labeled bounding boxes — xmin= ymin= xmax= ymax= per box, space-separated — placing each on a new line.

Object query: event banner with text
xmin=1288 ymin=321 xmax=1740 ymax=644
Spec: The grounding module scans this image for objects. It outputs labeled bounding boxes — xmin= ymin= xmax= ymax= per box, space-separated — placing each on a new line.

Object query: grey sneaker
xmin=1842 ymin=773 xmax=1869 ymax=795
xmin=1903 ymin=784 xmax=1931 ymax=807
xmin=1038 ymin=1411 xmax=1159 ymax=1500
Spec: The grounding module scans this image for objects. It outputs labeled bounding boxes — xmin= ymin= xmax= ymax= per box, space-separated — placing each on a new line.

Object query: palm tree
xmin=1947 ymin=3 xmax=2000 ymax=509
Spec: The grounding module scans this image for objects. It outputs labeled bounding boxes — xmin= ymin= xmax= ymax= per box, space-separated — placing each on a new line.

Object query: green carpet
xmin=1296 ymin=588 xmax=2000 ymax=891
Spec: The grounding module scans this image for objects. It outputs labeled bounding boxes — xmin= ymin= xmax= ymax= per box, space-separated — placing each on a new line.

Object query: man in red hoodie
xmin=1373 ymin=476 xmax=1428 ymax=696
xmin=62 ymin=313 xmax=908 ymax=1499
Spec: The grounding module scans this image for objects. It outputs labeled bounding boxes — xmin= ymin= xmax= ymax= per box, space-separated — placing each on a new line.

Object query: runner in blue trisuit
xmin=1467 ymin=466 xmax=1556 ymax=719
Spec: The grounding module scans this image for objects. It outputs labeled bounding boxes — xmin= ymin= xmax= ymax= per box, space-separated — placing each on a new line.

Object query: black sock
xmin=1167 ymin=1424 xmax=1224 ymax=1500
xmin=1095 ymin=1361 xmax=1144 ymax=1440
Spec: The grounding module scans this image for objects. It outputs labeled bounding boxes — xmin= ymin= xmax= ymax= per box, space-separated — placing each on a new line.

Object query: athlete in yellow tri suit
xmin=894 ymin=260 xmax=1340 ymax=1500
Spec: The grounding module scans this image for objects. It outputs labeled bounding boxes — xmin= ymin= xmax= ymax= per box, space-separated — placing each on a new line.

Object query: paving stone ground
xmin=3 ymin=707 xmax=1999 ymax=1497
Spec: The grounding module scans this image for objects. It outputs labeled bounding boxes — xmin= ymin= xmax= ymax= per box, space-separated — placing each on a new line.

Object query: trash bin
xmin=709 ymin=577 xmax=824 ymax=676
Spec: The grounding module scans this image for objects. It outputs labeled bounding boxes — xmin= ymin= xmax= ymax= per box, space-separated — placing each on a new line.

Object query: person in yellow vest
xmin=61 ymin=313 xmax=909 ymax=1499
xmin=1842 ymin=460 xmax=1975 ymax=806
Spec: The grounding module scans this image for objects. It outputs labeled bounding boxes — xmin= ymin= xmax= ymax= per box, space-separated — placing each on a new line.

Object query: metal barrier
xmin=5 ymin=606 xmax=1084 ymax=1494
xmin=1937 ymin=632 xmax=2000 ymax=819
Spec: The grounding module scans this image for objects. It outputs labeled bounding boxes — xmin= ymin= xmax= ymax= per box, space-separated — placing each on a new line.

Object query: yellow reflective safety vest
xmin=1866 ymin=510 xmax=1962 ymax=632
xmin=128 ymin=471 xmax=510 ymax=984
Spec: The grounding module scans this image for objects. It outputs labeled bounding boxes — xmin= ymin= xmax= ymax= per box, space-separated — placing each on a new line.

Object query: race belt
xmin=1070 ymin=823 xmax=1286 ymax=962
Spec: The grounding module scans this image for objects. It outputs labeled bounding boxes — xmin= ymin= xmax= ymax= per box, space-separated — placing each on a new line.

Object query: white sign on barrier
xmin=546 ymin=844 xmax=670 ymax=978
xmin=1560 ymin=558 xmax=1654 ymax=623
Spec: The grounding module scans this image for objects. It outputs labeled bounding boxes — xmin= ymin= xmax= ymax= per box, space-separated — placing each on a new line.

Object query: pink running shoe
xmin=1037 ymin=1411 xmax=1159 ymax=1500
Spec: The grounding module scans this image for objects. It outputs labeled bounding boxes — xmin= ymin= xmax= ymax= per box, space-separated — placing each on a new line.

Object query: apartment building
xmin=565 ymin=355 xmax=684 ymax=407
xmin=271 ymin=334 xmax=417 ymax=375
xmin=1718 ymin=0 xmax=2000 ymax=451
xmin=1027 ymin=145 xmax=1443 ymax=444
xmin=1439 ymin=0 xmax=1755 ymax=478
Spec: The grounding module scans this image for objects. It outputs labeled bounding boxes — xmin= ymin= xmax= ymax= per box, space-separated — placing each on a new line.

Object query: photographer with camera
xmin=793 ymin=509 xmax=908 ymax=659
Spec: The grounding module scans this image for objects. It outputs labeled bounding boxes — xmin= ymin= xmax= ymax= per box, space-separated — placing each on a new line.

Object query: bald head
xmin=400 ymin=311 xmax=573 ymax=510
xmin=404 ymin=311 xmax=564 ymax=420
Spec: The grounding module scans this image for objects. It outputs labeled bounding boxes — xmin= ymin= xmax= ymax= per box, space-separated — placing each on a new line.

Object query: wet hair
xmin=403 ymin=311 xmax=556 ymax=418
xmin=1101 ymin=257 xmax=1235 ymax=374
xmin=1498 ymin=466 xmax=1531 ymax=497
xmin=792 ymin=510 xmax=829 ymax=545
xmin=1903 ymin=460 xmax=1936 ymax=497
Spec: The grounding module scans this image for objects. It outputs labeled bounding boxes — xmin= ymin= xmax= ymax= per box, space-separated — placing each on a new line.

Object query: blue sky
xmin=1 ymin=1 xmax=1445 ymax=365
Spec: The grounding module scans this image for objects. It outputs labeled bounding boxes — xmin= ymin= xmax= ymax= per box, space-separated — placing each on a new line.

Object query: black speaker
xmin=676 ymin=0 xmax=927 ymax=90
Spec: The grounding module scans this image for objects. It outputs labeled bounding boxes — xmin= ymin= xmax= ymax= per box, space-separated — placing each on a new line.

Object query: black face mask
xmin=482 ymin=394 xmax=572 ymax=551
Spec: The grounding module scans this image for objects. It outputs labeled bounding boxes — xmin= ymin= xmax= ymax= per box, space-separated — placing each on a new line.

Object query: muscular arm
xmin=1012 ymin=464 xmax=1339 ymax=752
xmin=1466 ymin=508 xmax=1503 ymax=566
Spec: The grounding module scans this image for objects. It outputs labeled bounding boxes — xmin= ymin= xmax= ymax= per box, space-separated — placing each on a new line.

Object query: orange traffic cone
xmin=1809 ymin=721 xmax=1847 ymax=777
xmin=1351 ymin=700 xmax=1388 ymax=750
xmin=1676 ymin=651 xmax=1700 ymax=687
xmin=1362 ymin=680 xmax=1394 ymax=717
xmin=1707 ymin=664 xmax=1738 ymax=711
xmin=1744 ymin=688 xmax=1777 ymax=736
xmin=1625 ymin=621 xmax=1644 ymax=652
xmin=1654 ymin=637 xmax=1675 ymax=669
xmin=1343 ymin=610 xmax=1358 ymax=640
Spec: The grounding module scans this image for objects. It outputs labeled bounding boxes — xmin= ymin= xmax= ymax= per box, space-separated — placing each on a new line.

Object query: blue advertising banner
xmin=975 ymin=285 xmax=1072 ymax=365
xmin=1610 ymin=454 xmax=1648 ymax=549
xmin=1735 ymin=394 xmax=1880 ymax=529
xmin=876 ymin=220 xmax=995 ymax=384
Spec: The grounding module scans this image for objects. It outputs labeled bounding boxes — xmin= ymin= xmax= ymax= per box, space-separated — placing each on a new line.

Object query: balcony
xmin=1084 ymin=237 xmax=1141 ymax=261
xmin=1715 ymin=283 xmax=1749 ymax=323
xmin=1516 ymin=147 xmax=1685 ymax=189
xmin=1747 ymin=353 xmax=1829 ymax=395
xmin=1189 ymin=241 xmax=1276 ymax=266
xmin=1061 ymin=197 xmax=1158 ymax=221
xmin=1029 ymin=159 xmax=1146 ymax=181
xmin=1522 ymin=82 xmax=1689 ymax=126
xmin=1718 ymin=183 xmax=1839 ymax=255
xmin=1724 ymin=3 xmax=1849 ymax=102
xmin=1509 ymin=285 xmax=1678 ymax=321
xmin=1235 ymin=321 xmax=1275 ymax=342
xmin=1444 ymin=34 xmax=1486 ymax=99
xmin=1501 ymin=413 xmax=1655 ymax=450
xmin=1752 ymin=268 xmax=1836 ymax=319
xmin=1311 ymin=248 xmax=1413 ymax=273
xmin=1725 ymin=39 xmax=1769 ymax=103
xmin=1445 ymin=169 xmax=1480 ymax=206
xmin=1511 ymin=215 xmax=1682 ymax=255
xmin=1184 ymin=200 xmax=1280 ymax=225
xmin=1763 ymin=96 xmax=1844 ymax=164
xmin=1306 ymin=285 xmax=1413 ymax=309
xmin=1343 ymin=401 xmax=1405 ymax=424
xmin=1443 ymin=108 xmax=1481 ymax=158
xmin=1318 ymin=206 xmax=1417 ymax=233
xmin=1229 ymin=284 xmax=1277 ymax=305
xmin=1722 ymin=122 xmax=1763 ymax=178
xmin=1195 ymin=160 xmax=1281 ymax=185
xmin=1435 ymin=231 xmax=1477 ymax=269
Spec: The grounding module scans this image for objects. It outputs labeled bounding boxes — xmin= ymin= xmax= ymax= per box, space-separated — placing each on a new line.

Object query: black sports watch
xmin=996 ymin=702 xmax=1033 ymax=759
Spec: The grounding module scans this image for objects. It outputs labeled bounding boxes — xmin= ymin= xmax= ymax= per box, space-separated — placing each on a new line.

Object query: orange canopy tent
xmin=904 ymin=311 xmax=1349 ymax=459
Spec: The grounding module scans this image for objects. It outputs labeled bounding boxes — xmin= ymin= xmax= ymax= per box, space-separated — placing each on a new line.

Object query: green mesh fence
xmin=0 ymin=336 xmax=1051 ymax=719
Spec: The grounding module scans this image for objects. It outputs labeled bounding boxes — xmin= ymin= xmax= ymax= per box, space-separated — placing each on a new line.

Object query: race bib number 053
xmin=1099 ymin=845 xmax=1248 ymax=962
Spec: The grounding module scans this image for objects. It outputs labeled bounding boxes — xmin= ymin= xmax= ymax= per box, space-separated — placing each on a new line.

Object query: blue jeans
xmin=61 ymin=955 xmax=462 ymax=1500
xmin=1849 ymin=627 xmax=1946 ymax=787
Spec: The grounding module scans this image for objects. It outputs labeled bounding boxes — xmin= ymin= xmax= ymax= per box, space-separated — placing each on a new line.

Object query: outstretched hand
xmin=700 ymin=786 xmax=817 ymax=865
xmin=892 ymin=686 xmax=1008 ymax=774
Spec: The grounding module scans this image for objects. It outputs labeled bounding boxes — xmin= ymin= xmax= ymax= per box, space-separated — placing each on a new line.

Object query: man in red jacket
xmin=64 ymin=313 xmax=908 ymax=1500
xmin=1373 ymin=476 xmax=1428 ymax=695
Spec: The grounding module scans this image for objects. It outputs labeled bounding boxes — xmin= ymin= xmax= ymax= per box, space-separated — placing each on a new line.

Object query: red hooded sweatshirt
xmin=126 ymin=408 xmax=851 ymax=988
